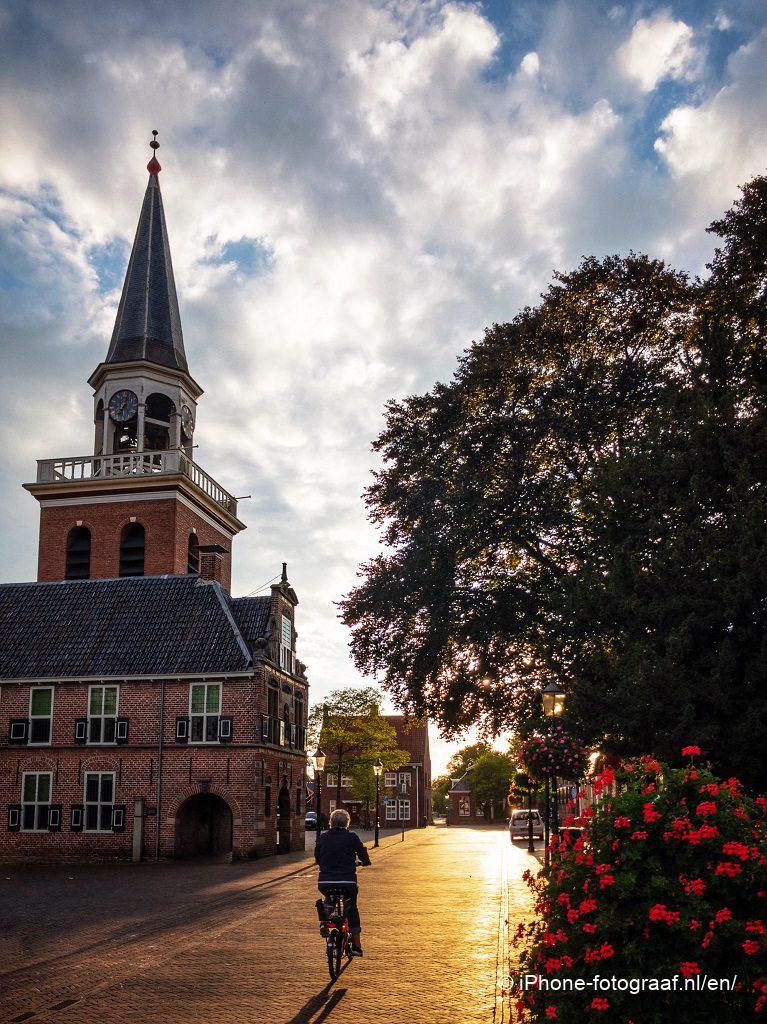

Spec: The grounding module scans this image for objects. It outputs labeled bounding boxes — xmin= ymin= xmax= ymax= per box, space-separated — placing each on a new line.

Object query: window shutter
xmin=175 ymin=716 xmax=189 ymax=743
xmin=218 ymin=716 xmax=233 ymax=742
xmin=9 ymin=719 xmax=28 ymax=745
xmin=115 ymin=717 xmax=129 ymax=744
xmin=112 ymin=806 xmax=126 ymax=833
xmin=70 ymin=805 xmax=84 ymax=832
xmin=8 ymin=805 xmax=21 ymax=831
xmin=261 ymin=715 xmax=269 ymax=742
xmin=290 ymin=723 xmax=296 ymax=747
xmin=74 ymin=718 xmax=88 ymax=744
xmin=48 ymin=805 xmax=62 ymax=832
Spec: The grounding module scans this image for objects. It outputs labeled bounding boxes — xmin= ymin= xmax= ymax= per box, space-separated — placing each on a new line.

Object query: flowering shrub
xmin=519 ymin=722 xmax=587 ymax=781
xmin=513 ymin=752 xmax=767 ymax=1022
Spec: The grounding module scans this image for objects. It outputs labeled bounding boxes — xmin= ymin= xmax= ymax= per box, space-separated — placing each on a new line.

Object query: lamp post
xmin=313 ymin=745 xmax=326 ymax=843
xmin=542 ymin=682 xmax=566 ymax=867
xmin=373 ymin=758 xmax=383 ymax=848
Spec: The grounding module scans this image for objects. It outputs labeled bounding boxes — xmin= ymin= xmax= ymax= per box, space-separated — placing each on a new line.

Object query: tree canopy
xmin=309 ymin=686 xmax=409 ymax=808
xmin=471 ymin=751 xmax=515 ymax=810
xmin=341 ymin=176 xmax=767 ymax=789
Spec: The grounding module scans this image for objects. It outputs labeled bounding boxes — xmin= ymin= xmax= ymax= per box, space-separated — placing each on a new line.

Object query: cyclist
xmin=315 ymin=807 xmax=370 ymax=956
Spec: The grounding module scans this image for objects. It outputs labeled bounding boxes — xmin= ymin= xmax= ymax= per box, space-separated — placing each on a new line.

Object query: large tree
xmin=341 ymin=177 xmax=767 ymax=789
xmin=471 ymin=751 xmax=515 ymax=815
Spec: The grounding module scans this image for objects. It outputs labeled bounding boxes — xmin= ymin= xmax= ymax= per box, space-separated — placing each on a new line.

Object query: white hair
xmin=330 ymin=808 xmax=350 ymax=829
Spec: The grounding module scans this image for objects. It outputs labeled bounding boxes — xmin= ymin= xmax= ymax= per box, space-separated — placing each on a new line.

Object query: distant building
xmin=447 ymin=765 xmax=506 ymax=825
xmin=319 ymin=715 xmax=432 ymax=829
xmin=0 ymin=136 xmax=308 ymax=863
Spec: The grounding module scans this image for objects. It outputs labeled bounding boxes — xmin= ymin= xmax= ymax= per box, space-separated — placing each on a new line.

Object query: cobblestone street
xmin=1 ymin=825 xmax=536 ymax=1024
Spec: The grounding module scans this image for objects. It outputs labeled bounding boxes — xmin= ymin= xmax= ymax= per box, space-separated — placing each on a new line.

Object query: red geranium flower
xmin=682 ymin=746 xmax=701 ymax=758
xmin=680 ymin=962 xmax=700 ymax=978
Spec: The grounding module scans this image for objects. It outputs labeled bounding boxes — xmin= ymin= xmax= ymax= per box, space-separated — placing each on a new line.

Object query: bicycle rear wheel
xmin=327 ymin=932 xmax=339 ymax=981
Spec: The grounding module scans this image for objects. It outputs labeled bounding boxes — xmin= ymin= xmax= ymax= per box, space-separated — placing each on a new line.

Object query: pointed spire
xmin=105 ymin=131 xmax=188 ymax=373
xmin=281 ymin=562 xmax=289 ymax=584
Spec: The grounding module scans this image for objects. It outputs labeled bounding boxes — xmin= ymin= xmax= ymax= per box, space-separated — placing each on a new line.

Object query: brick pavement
xmin=1 ymin=825 xmax=536 ymax=1024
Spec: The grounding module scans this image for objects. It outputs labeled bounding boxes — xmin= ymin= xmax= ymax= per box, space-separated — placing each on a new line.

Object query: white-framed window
xmin=29 ymin=687 xmax=53 ymax=745
xmin=21 ymin=772 xmax=51 ymax=831
xmin=88 ymin=685 xmax=119 ymax=744
xmin=384 ymin=772 xmax=397 ymax=787
xmin=398 ymin=798 xmax=411 ymax=820
xmin=329 ymin=800 xmax=337 ymax=815
xmin=458 ymin=796 xmax=470 ymax=817
xmin=279 ymin=613 xmax=294 ymax=673
xmin=84 ymin=772 xmax=114 ymax=832
xmin=386 ymin=800 xmax=397 ymax=821
xmin=190 ymin=683 xmax=221 ymax=742
xmin=327 ymin=774 xmax=351 ymax=789
xmin=398 ymin=772 xmax=411 ymax=787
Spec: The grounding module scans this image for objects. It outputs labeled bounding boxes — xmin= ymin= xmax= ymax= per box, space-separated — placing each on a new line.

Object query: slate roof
xmin=384 ymin=715 xmax=430 ymax=765
xmin=0 ymin=575 xmax=273 ymax=681
xmin=231 ymin=595 xmax=272 ymax=647
xmin=449 ymin=770 xmax=472 ymax=793
xmin=105 ymin=172 xmax=188 ymax=373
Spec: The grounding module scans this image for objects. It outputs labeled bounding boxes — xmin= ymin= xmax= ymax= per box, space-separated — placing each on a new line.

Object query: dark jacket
xmin=315 ymin=826 xmax=371 ymax=882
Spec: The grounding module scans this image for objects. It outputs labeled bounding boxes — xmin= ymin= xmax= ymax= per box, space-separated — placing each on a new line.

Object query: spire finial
xmin=147 ymin=129 xmax=162 ymax=175
xmin=281 ymin=562 xmax=288 ymax=584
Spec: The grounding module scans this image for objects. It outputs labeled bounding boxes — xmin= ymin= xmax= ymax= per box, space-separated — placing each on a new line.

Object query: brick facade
xmin=36 ymin=494 xmax=233 ymax=590
xmin=0 ymin=587 xmax=309 ymax=862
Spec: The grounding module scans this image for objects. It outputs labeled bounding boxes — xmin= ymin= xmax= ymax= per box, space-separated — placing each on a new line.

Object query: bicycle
xmin=317 ymin=887 xmax=355 ymax=980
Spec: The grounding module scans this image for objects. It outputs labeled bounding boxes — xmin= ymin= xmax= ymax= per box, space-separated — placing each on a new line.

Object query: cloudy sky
xmin=1 ymin=0 xmax=766 ymax=774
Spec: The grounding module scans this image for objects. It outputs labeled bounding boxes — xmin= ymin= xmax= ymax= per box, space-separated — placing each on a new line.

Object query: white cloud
xmin=617 ymin=10 xmax=704 ymax=92
xmin=519 ymin=51 xmax=539 ymax=76
xmin=655 ymin=29 xmax=767 ymax=225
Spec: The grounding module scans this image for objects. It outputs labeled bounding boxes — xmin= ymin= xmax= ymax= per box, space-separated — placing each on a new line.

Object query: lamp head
xmin=313 ymin=745 xmax=326 ymax=772
xmin=542 ymin=681 xmax=566 ymax=718
xmin=373 ymin=758 xmax=384 ymax=777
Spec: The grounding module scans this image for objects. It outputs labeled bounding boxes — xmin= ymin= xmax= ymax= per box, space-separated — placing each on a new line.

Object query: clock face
xmin=108 ymin=389 xmax=138 ymax=423
xmin=181 ymin=405 xmax=195 ymax=438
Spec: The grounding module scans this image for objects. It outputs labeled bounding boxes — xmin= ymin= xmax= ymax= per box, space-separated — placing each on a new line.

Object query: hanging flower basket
xmin=519 ymin=722 xmax=587 ymax=781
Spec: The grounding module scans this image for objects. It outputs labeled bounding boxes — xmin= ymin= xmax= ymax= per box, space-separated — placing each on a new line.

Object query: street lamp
xmin=313 ymin=745 xmax=326 ymax=842
xmin=541 ymin=682 xmax=566 ymax=866
xmin=373 ymin=758 xmax=383 ymax=848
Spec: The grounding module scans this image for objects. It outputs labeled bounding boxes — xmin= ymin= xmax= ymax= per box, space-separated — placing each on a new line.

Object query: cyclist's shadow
xmin=284 ymin=978 xmax=349 ymax=1024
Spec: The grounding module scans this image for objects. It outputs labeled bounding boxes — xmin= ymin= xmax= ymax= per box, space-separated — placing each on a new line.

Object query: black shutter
xmin=70 ymin=805 xmax=84 ymax=832
xmin=48 ymin=805 xmax=62 ymax=832
xmin=9 ymin=719 xmax=28 ymax=745
xmin=8 ymin=805 xmax=21 ymax=831
xmin=115 ymin=717 xmax=129 ymax=744
xmin=112 ymin=805 xmax=126 ymax=832
xmin=218 ymin=716 xmax=233 ymax=742
xmin=74 ymin=718 xmax=88 ymax=744
xmin=261 ymin=715 xmax=269 ymax=742
xmin=175 ymin=716 xmax=189 ymax=743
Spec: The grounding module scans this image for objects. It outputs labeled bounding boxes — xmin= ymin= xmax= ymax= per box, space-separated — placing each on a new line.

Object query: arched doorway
xmin=276 ymin=784 xmax=291 ymax=854
xmin=175 ymin=793 xmax=232 ymax=859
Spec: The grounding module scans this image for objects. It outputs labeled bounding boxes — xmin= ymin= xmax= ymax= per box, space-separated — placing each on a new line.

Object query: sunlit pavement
xmin=1 ymin=825 xmax=536 ymax=1024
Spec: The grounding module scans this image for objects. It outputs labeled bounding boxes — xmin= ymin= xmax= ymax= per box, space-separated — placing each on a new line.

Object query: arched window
xmin=144 ymin=393 xmax=174 ymax=451
xmin=94 ymin=400 xmax=104 ymax=455
xmin=65 ymin=527 xmax=91 ymax=580
xmin=187 ymin=533 xmax=200 ymax=574
xmin=119 ymin=522 xmax=145 ymax=577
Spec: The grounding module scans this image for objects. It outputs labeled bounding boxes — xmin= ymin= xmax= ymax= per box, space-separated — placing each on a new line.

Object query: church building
xmin=0 ymin=134 xmax=309 ymax=862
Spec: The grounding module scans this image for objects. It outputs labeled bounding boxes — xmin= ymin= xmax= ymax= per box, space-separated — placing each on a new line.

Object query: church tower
xmin=25 ymin=133 xmax=245 ymax=589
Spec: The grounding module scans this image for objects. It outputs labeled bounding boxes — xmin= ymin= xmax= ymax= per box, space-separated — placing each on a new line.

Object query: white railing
xmin=35 ymin=450 xmax=238 ymax=516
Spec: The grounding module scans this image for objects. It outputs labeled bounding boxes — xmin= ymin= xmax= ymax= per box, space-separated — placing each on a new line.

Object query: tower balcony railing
xmin=34 ymin=449 xmax=238 ymax=517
